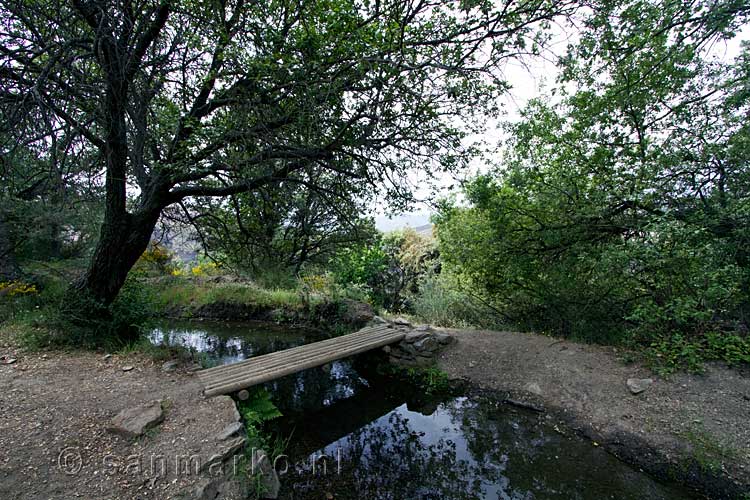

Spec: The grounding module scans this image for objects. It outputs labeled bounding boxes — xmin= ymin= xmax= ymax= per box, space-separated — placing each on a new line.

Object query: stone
xmin=161 ymin=360 xmax=178 ymax=372
xmin=193 ymin=476 xmax=245 ymax=500
xmin=382 ymin=345 xmax=391 ymax=354
xmin=193 ymin=477 xmax=221 ymax=500
xmin=121 ymin=365 xmax=134 ymax=372
xmin=435 ymin=333 xmax=456 ymax=346
xmin=102 ymin=354 xmax=112 ymax=361
xmin=392 ymin=317 xmax=412 ymax=327
xmin=342 ymin=300 xmax=375 ymax=325
xmin=404 ymin=330 xmax=429 ymax=344
xmin=202 ymin=436 xmax=246 ymax=472
xmin=627 ymin=378 xmax=653 ymax=395
xmin=414 ymin=324 xmax=433 ymax=332
xmin=370 ymin=315 xmax=388 ymax=324
xmin=108 ymin=400 xmax=165 ymax=438
xmin=215 ymin=422 xmax=243 ymax=442
xmin=414 ymin=336 xmax=440 ymax=353
xmin=237 ymin=389 xmax=250 ymax=401
xmin=3 ymin=358 xmax=17 ymax=365
xmin=524 ymin=382 xmax=543 ymax=396
xmin=251 ymin=449 xmax=281 ymax=499
xmin=398 ymin=343 xmax=418 ymax=356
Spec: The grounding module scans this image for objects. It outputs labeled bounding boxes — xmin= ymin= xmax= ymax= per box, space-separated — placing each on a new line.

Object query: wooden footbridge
xmin=197 ymin=323 xmax=406 ymax=397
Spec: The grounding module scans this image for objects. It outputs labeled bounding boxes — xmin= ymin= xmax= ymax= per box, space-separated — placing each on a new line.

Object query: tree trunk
xmin=74 ymin=210 xmax=160 ymax=305
xmin=0 ymin=211 xmax=21 ymax=281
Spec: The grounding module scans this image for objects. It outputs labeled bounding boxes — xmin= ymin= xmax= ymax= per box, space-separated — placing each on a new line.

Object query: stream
xmin=150 ymin=319 xmax=699 ymax=500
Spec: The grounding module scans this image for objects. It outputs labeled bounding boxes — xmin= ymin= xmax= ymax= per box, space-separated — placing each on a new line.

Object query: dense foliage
xmin=180 ymin=179 xmax=378 ymax=274
xmin=333 ymin=228 xmax=437 ymax=310
xmin=436 ymin=1 xmax=750 ymax=369
xmin=1 ymin=0 xmax=571 ymax=312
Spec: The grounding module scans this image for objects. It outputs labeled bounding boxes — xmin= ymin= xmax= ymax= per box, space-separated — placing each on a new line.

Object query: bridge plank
xmin=197 ymin=325 xmax=405 ymax=397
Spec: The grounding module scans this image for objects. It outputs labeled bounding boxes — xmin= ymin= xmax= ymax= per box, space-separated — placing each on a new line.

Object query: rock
xmin=414 ymin=336 xmax=440 ymax=353
xmin=370 ymin=315 xmax=388 ymax=325
xmin=524 ymin=382 xmax=543 ymax=396
xmin=202 ymin=436 xmax=246 ymax=472
xmin=627 ymin=378 xmax=653 ymax=395
xmin=392 ymin=317 xmax=412 ymax=327
xmin=121 ymin=365 xmax=134 ymax=372
xmin=251 ymin=449 xmax=281 ymax=499
xmin=414 ymin=324 xmax=433 ymax=332
xmin=193 ymin=477 xmax=221 ymax=500
xmin=237 ymin=389 xmax=250 ymax=401
xmin=403 ymin=330 xmax=428 ymax=344
xmin=398 ymin=343 xmax=418 ymax=356
xmin=341 ymin=300 xmax=375 ymax=325
xmin=108 ymin=400 xmax=165 ymax=438
xmin=3 ymin=358 xmax=17 ymax=365
xmin=161 ymin=360 xmax=179 ymax=372
xmin=102 ymin=354 xmax=112 ymax=361
xmin=215 ymin=422 xmax=243 ymax=442
xmin=382 ymin=345 xmax=391 ymax=354
xmin=435 ymin=333 xmax=456 ymax=346
xmin=193 ymin=476 xmax=245 ymax=500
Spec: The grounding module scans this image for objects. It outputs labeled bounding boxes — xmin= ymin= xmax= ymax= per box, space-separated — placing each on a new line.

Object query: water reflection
xmin=280 ymin=396 xmax=698 ymax=500
xmin=149 ymin=320 xmax=698 ymax=500
xmin=149 ymin=320 xmax=368 ymax=411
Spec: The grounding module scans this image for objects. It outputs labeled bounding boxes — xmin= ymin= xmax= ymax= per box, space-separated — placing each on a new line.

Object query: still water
xmin=150 ymin=320 xmax=699 ymax=500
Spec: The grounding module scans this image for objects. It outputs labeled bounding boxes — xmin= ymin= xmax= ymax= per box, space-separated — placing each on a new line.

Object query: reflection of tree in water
xmin=286 ymin=409 xmax=491 ymax=500
xmin=282 ymin=396 xmax=695 ymax=500
xmin=447 ymin=399 xmax=693 ymax=500
xmin=268 ymin=361 xmax=367 ymax=413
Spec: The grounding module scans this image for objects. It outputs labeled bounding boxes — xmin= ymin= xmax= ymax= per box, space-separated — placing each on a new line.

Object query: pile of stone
xmin=385 ymin=320 xmax=456 ymax=366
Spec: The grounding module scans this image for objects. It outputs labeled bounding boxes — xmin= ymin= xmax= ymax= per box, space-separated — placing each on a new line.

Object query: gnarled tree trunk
xmin=0 ymin=211 xmax=21 ymax=282
xmin=74 ymin=209 xmax=161 ymax=305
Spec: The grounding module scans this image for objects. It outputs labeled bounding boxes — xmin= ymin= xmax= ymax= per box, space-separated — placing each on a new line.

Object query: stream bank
xmin=437 ymin=327 xmax=750 ymax=499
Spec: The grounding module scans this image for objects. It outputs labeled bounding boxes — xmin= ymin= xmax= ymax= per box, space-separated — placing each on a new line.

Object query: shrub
xmin=136 ymin=242 xmax=177 ymax=274
xmin=26 ymin=274 xmax=156 ymax=350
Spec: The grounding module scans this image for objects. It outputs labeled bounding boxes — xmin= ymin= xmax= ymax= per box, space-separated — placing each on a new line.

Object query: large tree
xmin=1 ymin=0 xmax=572 ymax=309
xmin=176 ymin=172 xmax=378 ymax=274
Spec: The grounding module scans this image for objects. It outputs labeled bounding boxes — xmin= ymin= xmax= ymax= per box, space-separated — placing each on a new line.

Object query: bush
xmin=136 ymin=242 xmax=178 ymax=275
xmin=24 ymin=274 xmax=156 ymax=350
xmin=411 ymin=272 xmax=496 ymax=328
xmin=645 ymin=332 xmax=750 ymax=374
xmin=332 ymin=229 xmax=437 ymax=311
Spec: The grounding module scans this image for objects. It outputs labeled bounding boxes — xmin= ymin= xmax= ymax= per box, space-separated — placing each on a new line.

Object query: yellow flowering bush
xmin=191 ymin=262 xmax=219 ymax=277
xmin=0 ymin=280 xmax=38 ymax=298
xmin=137 ymin=242 xmax=178 ymax=274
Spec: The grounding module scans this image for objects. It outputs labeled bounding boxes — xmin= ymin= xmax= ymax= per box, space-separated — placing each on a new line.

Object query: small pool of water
xmin=149 ymin=320 xmax=368 ymax=410
xmin=148 ymin=320 xmax=700 ymax=500
xmin=276 ymin=390 xmax=699 ymax=500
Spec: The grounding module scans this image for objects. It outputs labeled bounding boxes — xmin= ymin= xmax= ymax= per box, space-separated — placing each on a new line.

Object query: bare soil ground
xmin=0 ymin=329 xmax=246 ymax=500
xmin=437 ymin=328 xmax=750 ymax=499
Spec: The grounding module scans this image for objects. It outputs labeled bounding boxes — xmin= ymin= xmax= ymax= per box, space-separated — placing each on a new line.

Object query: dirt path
xmin=437 ymin=328 xmax=750 ymax=499
xmin=0 ymin=331 xmax=247 ymax=500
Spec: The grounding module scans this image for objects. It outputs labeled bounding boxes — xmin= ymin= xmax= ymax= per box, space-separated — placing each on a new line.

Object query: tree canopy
xmin=437 ymin=0 xmax=750 ymax=354
xmin=1 ymin=0 xmax=574 ymax=306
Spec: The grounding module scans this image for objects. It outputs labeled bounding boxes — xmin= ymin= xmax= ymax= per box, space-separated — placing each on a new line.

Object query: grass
xmin=679 ymin=422 xmax=740 ymax=474
xmin=152 ymin=278 xmax=313 ymax=312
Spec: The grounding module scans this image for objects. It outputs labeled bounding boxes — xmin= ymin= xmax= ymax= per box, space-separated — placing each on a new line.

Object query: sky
xmin=375 ymin=23 xmax=750 ymax=233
